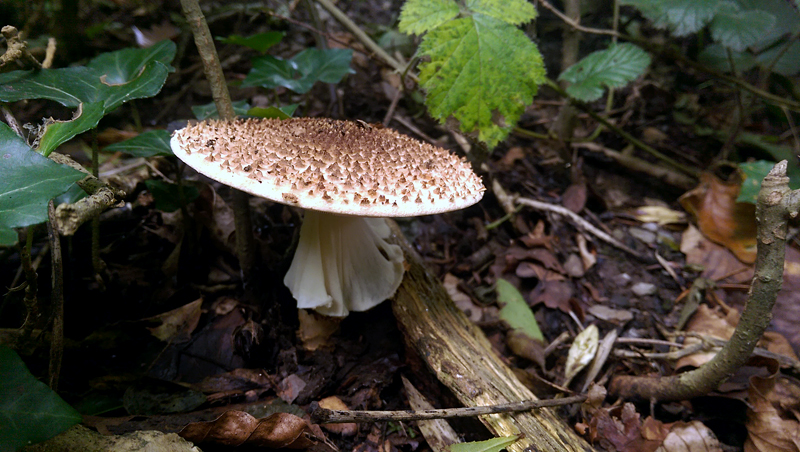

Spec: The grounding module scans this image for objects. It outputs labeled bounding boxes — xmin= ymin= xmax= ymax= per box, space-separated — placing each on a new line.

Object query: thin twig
xmin=312 ymin=395 xmax=588 ymax=424
xmin=538 ymin=0 xmax=619 ymax=37
xmin=46 ymin=200 xmax=64 ymax=391
xmin=516 ymin=196 xmax=651 ymax=262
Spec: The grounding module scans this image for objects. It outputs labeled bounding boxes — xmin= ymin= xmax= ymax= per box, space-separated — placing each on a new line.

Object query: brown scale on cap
xmin=170 ymin=117 xmax=485 ymax=217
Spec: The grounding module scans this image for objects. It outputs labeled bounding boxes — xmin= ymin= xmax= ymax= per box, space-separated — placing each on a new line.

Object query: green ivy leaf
xmin=559 ymin=43 xmax=651 ymax=102
xmin=450 ymin=435 xmax=522 ymax=452
xmin=103 ymin=130 xmax=172 ymax=157
xmin=496 ymin=278 xmax=543 ymax=341
xmin=246 ymin=104 xmax=298 ymax=119
xmin=145 ymin=180 xmax=200 ymax=213
xmin=621 ymin=0 xmax=718 ymax=36
xmin=0 ymin=123 xmax=85 ymax=246
xmin=399 ymin=0 xmax=460 ymax=35
xmin=37 ymin=102 xmax=106 ymax=156
xmin=465 ymin=0 xmax=537 ymax=26
xmin=87 ymin=40 xmax=176 ymax=86
xmin=710 ymin=2 xmax=775 ymax=52
xmin=217 ymin=32 xmax=284 ymax=53
xmin=191 ymin=100 xmax=252 ymax=120
xmin=242 ymin=48 xmax=354 ymax=94
xmin=737 ymin=160 xmax=775 ymax=204
xmin=417 ymin=13 xmax=544 ymax=147
xmin=0 ymin=346 xmax=82 ymax=449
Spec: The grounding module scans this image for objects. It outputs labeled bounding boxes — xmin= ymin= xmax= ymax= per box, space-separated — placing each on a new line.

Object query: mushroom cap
xmin=170 ymin=118 xmax=485 ymax=217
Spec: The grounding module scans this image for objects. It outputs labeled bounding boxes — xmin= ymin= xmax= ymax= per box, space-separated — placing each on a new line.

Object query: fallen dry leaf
xmin=444 ymin=273 xmax=484 ymax=322
xmin=586 ymin=403 xmax=665 ymax=452
xmin=681 ymin=225 xmax=753 ymax=284
xmin=745 ymin=359 xmax=800 ymax=452
xmin=179 ymin=411 xmax=327 ymax=449
xmin=144 ymin=299 xmax=203 ymax=343
xmin=563 ymin=182 xmax=588 ymax=213
xmin=679 ymin=171 xmax=757 ymax=263
xmin=675 ymin=304 xmax=738 ymax=370
xmin=655 ymin=421 xmax=722 ymax=452
xmin=631 ymin=205 xmax=686 ymax=226
xmin=587 ymin=305 xmax=633 ymax=324
xmin=317 ymin=396 xmax=358 ymax=437
xmin=297 ymin=309 xmax=341 ymax=351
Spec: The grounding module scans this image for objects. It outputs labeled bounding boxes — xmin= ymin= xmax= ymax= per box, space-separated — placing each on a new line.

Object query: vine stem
xmin=180 ymin=0 xmax=257 ymax=279
xmin=610 ymin=161 xmax=793 ymax=401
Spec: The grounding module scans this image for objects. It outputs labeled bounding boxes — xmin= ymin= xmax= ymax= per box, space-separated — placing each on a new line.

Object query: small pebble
xmin=631 ymin=282 xmax=657 ymax=297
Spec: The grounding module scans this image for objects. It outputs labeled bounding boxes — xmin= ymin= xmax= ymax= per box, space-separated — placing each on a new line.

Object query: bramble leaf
xmin=0 ymin=346 xmax=82 ymax=449
xmin=559 ymin=43 xmax=651 ymax=102
xmin=417 ymin=13 xmax=544 ymax=147
xmin=103 ymin=130 xmax=173 ymax=157
xmin=0 ymin=123 xmax=85 ymax=246
xmin=191 ymin=100 xmax=252 ymax=120
xmin=242 ymin=48 xmax=354 ymax=94
xmin=399 ymin=0 xmax=459 ymax=35
xmin=496 ymin=278 xmax=544 ymax=341
xmin=621 ymin=0 xmax=718 ymax=36
xmin=465 ymin=0 xmax=537 ymax=25
xmin=710 ymin=2 xmax=775 ymax=52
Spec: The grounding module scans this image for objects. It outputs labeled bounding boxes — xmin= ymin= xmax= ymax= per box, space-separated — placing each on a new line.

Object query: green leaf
xmin=450 ymin=435 xmax=522 ymax=452
xmin=417 ymin=13 xmax=544 ymax=147
xmin=710 ymin=2 xmax=775 ymax=52
xmin=496 ymin=278 xmax=544 ymax=341
xmin=191 ymin=100 xmax=252 ymax=120
xmin=218 ymin=32 xmax=284 ymax=53
xmin=399 ymin=0 xmax=460 ymax=35
xmin=465 ymin=0 xmax=537 ymax=25
xmin=756 ymin=41 xmax=800 ymax=76
xmin=621 ymin=0 xmax=718 ymax=36
xmin=0 ymin=123 xmax=85 ymax=246
xmin=737 ymin=160 xmax=775 ymax=204
xmin=697 ymin=43 xmax=756 ymax=72
xmin=103 ymin=130 xmax=173 ymax=157
xmin=0 ymin=346 xmax=82 ymax=450
xmin=37 ymin=102 xmax=106 ymax=156
xmin=145 ymin=180 xmax=200 ymax=213
xmin=559 ymin=43 xmax=651 ymax=102
xmin=246 ymin=104 xmax=298 ymax=119
xmin=241 ymin=48 xmax=355 ymax=94
xmin=86 ymin=40 xmax=176 ymax=86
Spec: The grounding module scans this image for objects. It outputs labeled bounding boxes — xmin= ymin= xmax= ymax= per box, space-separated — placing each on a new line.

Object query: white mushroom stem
xmin=283 ymin=211 xmax=405 ymax=317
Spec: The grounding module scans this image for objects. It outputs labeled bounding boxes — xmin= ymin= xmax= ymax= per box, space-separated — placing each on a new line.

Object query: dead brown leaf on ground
xmin=681 ymin=225 xmax=753 ymax=284
xmin=179 ymin=411 xmax=333 ymax=449
xmin=679 ymin=171 xmax=757 ymax=264
xmin=745 ymin=359 xmax=800 ymax=452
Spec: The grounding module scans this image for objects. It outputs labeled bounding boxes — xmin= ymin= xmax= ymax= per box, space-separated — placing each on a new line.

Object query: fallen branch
xmin=609 ymin=161 xmax=793 ymax=402
xmin=312 ymin=395 xmax=588 ymax=423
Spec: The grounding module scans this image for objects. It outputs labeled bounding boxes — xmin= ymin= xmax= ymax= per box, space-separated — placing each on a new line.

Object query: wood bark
xmin=388 ymin=222 xmax=593 ymax=452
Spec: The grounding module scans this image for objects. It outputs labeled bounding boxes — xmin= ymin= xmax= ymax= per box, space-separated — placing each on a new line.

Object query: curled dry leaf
xmin=745 ymin=358 xmax=800 ymax=452
xmin=564 ymin=325 xmax=599 ymax=387
xmin=179 ymin=411 xmax=327 ymax=449
xmin=680 ymin=225 xmax=753 ymax=284
xmin=317 ymin=396 xmax=358 ymax=437
xmin=144 ymin=298 xmax=203 ymax=343
xmin=675 ymin=304 xmax=738 ymax=371
xmin=297 ymin=309 xmax=341 ymax=351
xmin=679 ymin=171 xmax=757 ymax=264
xmin=655 ymin=421 xmax=722 ymax=452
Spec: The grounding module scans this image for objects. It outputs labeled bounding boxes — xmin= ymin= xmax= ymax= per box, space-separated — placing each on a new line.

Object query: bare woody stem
xmin=609 ymin=161 xmax=792 ymax=402
xmin=312 ymin=395 xmax=588 ymax=424
xmin=179 ymin=0 xmax=257 ymax=278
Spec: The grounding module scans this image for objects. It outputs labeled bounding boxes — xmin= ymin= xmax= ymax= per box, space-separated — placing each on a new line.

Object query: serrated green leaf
xmin=247 ymin=104 xmax=298 ymax=119
xmin=417 ymin=13 xmax=544 ymax=147
xmin=241 ymin=48 xmax=354 ymax=94
xmin=191 ymin=100 xmax=252 ymax=120
xmin=399 ymin=0 xmax=460 ymax=35
xmin=450 ymin=435 xmax=522 ymax=452
xmin=0 ymin=123 xmax=85 ymax=243
xmin=465 ymin=0 xmax=537 ymax=25
xmin=217 ymin=32 xmax=284 ymax=53
xmin=621 ymin=0 xmax=718 ymax=36
xmin=496 ymin=278 xmax=544 ymax=341
xmin=710 ymin=2 xmax=775 ymax=52
xmin=559 ymin=43 xmax=651 ymax=102
xmin=697 ymin=43 xmax=757 ymax=72
xmin=145 ymin=180 xmax=200 ymax=213
xmin=737 ymin=160 xmax=775 ymax=204
xmin=0 ymin=345 xmax=82 ymax=450
xmin=103 ymin=130 xmax=172 ymax=157
xmin=756 ymin=41 xmax=800 ymax=76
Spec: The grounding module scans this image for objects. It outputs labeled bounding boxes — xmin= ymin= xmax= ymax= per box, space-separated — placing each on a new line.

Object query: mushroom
xmin=170 ymin=118 xmax=484 ymax=316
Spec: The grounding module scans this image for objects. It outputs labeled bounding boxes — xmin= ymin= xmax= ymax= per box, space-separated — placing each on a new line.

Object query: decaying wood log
xmin=387 ymin=221 xmax=594 ymax=452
